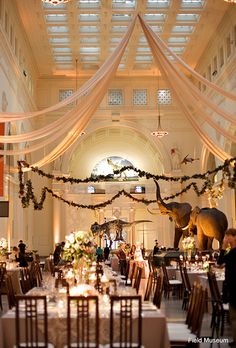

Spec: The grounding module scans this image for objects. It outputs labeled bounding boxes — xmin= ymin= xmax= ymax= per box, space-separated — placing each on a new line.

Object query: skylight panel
xmin=79 ymin=26 xmax=100 ymax=33
xmin=80 ymin=56 xmax=99 ymax=62
xmin=43 ymin=3 xmax=66 ymax=9
xmin=53 ymin=47 xmax=72 ymax=53
xmin=110 ymin=37 xmax=122 ymax=43
xmin=176 ymin=14 xmax=200 ymax=22
xmin=79 ymin=14 xmax=100 ymax=21
xmin=80 ymin=37 xmax=99 ymax=43
xmin=54 ymin=56 xmax=72 ymax=62
xmin=49 ymin=37 xmax=70 ymax=44
xmin=172 ymin=26 xmax=194 ymax=33
xmin=80 ymin=47 xmax=100 ymax=53
xmin=45 ymin=14 xmax=67 ymax=23
xmin=147 ymin=0 xmax=170 ymax=9
xmin=168 ymin=37 xmax=189 ymax=44
xmin=111 ymin=26 xmax=128 ymax=33
xmin=150 ymin=26 xmax=163 ymax=33
xmin=78 ymin=0 xmax=100 ymax=9
xmin=137 ymin=47 xmax=151 ymax=52
xmin=180 ymin=0 xmax=205 ymax=9
xmin=112 ymin=14 xmax=132 ymax=21
xmin=135 ymin=55 xmax=153 ymax=61
xmin=48 ymin=26 xmax=69 ymax=34
xmin=144 ymin=14 xmax=167 ymax=22
xmin=112 ymin=0 xmax=136 ymax=9
xmin=169 ymin=46 xmax=185 ymax=53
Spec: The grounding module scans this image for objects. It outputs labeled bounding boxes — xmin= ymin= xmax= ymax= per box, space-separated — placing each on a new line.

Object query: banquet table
xmin=0 ymin=291 xmax=170 ymax=348
xmin=6 ymin=262 xmax=23 ymax=295
xmin=175 ymin=269 xmax=207 ymax=285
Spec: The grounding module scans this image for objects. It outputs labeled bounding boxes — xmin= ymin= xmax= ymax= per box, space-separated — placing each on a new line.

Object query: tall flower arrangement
xmin=63 ymin=230 xmax=96 ymax=264
xmin=0 ymin=238 xmax=8 ymax=256
xmin=182 ymin=235 xmax=195 ymax=251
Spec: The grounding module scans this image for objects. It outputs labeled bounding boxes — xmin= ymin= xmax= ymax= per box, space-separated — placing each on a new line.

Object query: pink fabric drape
xmin=0 ymin=15 xmax=235 ymax=168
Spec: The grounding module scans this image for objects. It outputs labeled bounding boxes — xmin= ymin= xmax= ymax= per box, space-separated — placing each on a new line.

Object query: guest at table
xmin=217 ymin=228 xmax=236 ymax=348
xmin=9 ymin=246 xmax=19 ymax=261
xmin=103 ymin=245 xmax=110 ymax=261
xmin=117 ymin=242 xmax=127 ymax=276
xmin=129 ymin=244 xmax=136 ymax=260
xmin=96 ymin=246 xmax=103 ymax=262
xmin=53 ymin=241 xmax=65 ymax=266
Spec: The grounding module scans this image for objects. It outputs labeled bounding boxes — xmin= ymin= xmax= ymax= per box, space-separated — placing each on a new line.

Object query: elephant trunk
xmin=154 ymin=179 xmax=171 ymax=214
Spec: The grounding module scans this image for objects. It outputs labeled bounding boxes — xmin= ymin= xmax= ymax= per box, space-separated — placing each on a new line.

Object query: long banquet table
xmin=0 ymin=292 xmax=170 ymax=348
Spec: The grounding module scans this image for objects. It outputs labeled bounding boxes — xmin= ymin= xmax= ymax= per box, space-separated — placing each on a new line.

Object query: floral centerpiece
xmin=0 ymin=237 xmax=7 ymax=257
xmin=63 ymin=230 xmax=96 ymax=283
xmin=182 ymin=235 xmax=195 ymax=260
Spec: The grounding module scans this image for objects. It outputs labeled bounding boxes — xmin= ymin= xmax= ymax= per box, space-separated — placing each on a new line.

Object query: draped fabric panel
xmin=0 ymin=15 xmax=235 ymax=169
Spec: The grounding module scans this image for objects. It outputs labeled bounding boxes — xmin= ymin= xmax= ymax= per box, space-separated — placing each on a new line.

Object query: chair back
xmin=144 ymin=272 xmax=153 ymax=301
xmin=109 ymin=295 xmax=142 ymax=348
xmin=134 ymin=266 xmax=143 ymax=294
xmin=129 ymin=262 xmax=136 ymax=287
xmin=5 ymin=274 xmax=16 ymax=309
xmin=15 ymin=295 xmax=49 ymax=347
xmin=153 ymin=270 xmax=164 ymax=309
xmin=67 ymin=295 xmax=99 ymax=348
xmin=20 ymin=267 xmax=32 ymax=294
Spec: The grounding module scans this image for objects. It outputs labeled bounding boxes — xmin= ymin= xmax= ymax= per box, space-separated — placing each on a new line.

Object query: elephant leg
xmin=174 ymin=228 xmax=183 ymax=249
xmin=207 ymin=237 xmax=213 ymax=250
xmin=197 ymin=228 xmax=208 ymax=250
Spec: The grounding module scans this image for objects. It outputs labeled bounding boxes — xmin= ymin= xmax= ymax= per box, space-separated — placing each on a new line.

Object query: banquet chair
xmin=106 ymin=295 xmax=143 ymax=348
xmin=20 ymin=267 xmax=32 ymax=294
xmin=15 ymin=295 xmax=54 ymax=348
xmin=161 ymin=263 xmax=182 ymax=299
xmin=126 ymin=262 xmax=136 ymax=287
xmin=0 ymin=263 xmax=7 ymax=310
xmin=30 ymin=260 xmax=43 ymax=287
xmin=207 ymin=271 xmax=229 ymax=338
xmin=144 ymin=271 xmax=154 ymax=301
xmin=152 ymin=270 xmax=164 ymax=309
xmin=5 ymin=273 xmax=16 ymax=309
xmin=179 ymin=265 xmax=191 ymax=310
xmin=134 ymin=266 xmax=143 ymax=294
xmin=167 ymin=282 xmax=207 ymax=347
xmin=66 ymin=295 xmax=100 ymax=348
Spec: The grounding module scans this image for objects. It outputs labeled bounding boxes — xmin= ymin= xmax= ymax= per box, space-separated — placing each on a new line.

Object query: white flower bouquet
xmin=63 ymin=230 xmax=96 ymax=264
xmin=182 ymin=235 xmax=195 ymax=251
xmin=0 ymin=238 xmax=8 ymax=256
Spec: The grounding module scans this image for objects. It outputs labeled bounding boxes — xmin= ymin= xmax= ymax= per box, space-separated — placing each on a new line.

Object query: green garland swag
xmin=17 ymin=158 xmax=236 ymax=211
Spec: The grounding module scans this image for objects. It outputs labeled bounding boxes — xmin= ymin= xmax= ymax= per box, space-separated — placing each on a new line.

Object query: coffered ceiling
xmin=15 ymin=0 xmax=229 ymax=77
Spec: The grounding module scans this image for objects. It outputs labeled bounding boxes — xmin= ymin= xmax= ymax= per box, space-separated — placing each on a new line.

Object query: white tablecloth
xmin=0 ymin=300 xmax=170 ymax=348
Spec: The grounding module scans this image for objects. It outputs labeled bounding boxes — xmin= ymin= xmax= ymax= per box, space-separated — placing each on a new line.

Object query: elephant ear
xmin=175 ymin=203 xmax=192 ymax=220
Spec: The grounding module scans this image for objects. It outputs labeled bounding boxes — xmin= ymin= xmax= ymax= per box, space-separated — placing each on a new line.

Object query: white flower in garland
xmin=0 ymin=238 xmax=8 ymax=255
xmin=63 ymin=230 xmax=96 ymax=263
xmin=182 ymin=235 xmax=195 ymax=250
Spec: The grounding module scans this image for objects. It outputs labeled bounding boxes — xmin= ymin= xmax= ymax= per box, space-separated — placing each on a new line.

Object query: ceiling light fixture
xmin=224 ymin=0 xmax=236 ymax=3
xmin=151 ymin=80 xmax=168 ymax=138
xmin=41 ymin=0 xmax=71 ymax=6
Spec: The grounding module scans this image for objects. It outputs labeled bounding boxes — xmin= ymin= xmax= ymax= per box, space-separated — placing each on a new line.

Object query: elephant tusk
xmin=147 ymin=207 xmax=161 ymax=215
xmin=181 ymin=223 xmax=190 ymax=231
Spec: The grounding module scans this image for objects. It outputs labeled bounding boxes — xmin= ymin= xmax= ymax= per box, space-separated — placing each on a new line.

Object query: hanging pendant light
xmin=224 ymin=0 xmax=236 ymax=3
xmin=151 ymin=113 xmax=168 ymax=138
xmin=41 ymin=0 xmax=71 ymax=6
xmin=151 ymin=82 xmax=168 ymax=138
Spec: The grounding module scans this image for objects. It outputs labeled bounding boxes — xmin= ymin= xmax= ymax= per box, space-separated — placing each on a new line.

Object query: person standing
xmin=217 ymin=228 xmax=236 ymax=348
xmin=18 ymin=240 xmax=28 ymax=267
xmin=153 ymin=240 xmax=159 ymax=255
xmin=117 ymin=242 xmax=127 ymax=276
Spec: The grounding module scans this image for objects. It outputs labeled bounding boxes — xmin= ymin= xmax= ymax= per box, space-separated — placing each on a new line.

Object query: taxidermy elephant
xmin=188 ymin=206 xmax=228 ymax=250
xmin=153 ymin=180 xmax=228 ymax=250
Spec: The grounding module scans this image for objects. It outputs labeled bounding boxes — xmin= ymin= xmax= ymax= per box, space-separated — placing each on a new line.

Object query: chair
xmin=5 ymin=274 xmax=16 ymax=309
xmin=207 ymin=271 xmax=229 ymax=338
xmin=144 ymin=271 xmax=154 ymax=301
xmin=0 ymin=262 xmax=7 ymax=310
xmin=108 ymin=295 xmax=143 ymax=348
xmin=30 ymin=261 xmax=43 ymax=287
xmin=15 ymin=295 xmax=54 ymax=347
xmin=20 ymin=267 xmax=32 ymax=294
xmin=179 ymin=265 xmax=191 ymax=310
xmin=126 ymin=262 xmax=136 ymax=287
xmin=167 ymin=282 xmax=207 ymax=347
xmin=66 ymin=295 xmax=100 ymax=348
xmin=161 ymin=263 xmax=182 ymax=299
xmin=133 ymin=266 xmax=143 ymax=294
xmin=152 ymin=270 xmax=164 ymax=309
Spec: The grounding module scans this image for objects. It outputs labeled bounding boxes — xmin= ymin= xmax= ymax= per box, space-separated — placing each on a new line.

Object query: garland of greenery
xmin=17 ymin=158 xmax=236 ymax=210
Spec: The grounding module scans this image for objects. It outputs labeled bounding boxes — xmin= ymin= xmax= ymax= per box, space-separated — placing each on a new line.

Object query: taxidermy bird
xmin=180 ymin=154 xmax=199 ymax=165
